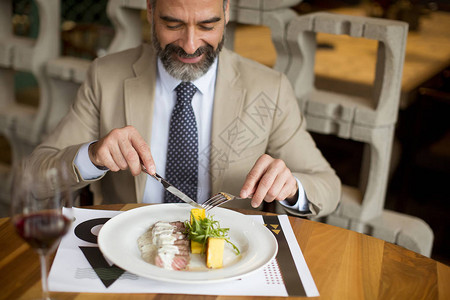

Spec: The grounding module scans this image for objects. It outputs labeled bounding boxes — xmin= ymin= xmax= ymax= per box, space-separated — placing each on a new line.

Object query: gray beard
xmin=152 ymin=30 xmax=224 ymax=82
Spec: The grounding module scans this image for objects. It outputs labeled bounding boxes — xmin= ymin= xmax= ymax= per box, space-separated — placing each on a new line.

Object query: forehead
xmin=154 ymin=0 xmax=224 ymax=20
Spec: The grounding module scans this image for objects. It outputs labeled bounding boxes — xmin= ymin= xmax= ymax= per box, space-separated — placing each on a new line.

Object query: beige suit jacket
xmin=30 ymin=44 xmax=341 ymax=217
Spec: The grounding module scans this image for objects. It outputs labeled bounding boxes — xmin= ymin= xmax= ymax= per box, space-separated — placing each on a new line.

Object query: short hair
xmin=150 ymin=0 xmax=229 ymax=13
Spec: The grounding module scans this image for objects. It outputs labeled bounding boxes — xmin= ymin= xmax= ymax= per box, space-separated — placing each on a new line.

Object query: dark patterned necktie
xmin=165 ymin=82 xmax=198 ymax=203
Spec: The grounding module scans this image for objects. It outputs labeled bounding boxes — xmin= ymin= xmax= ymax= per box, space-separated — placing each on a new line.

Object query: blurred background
xmin=1 ymin=0 xmax=449 ymax=265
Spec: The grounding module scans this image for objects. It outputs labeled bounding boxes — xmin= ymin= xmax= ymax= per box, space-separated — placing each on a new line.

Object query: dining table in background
xmin=234 ymin=6 xmax=450 ymax=109
xmin=0 ymin=203 xmax=449 ymax=299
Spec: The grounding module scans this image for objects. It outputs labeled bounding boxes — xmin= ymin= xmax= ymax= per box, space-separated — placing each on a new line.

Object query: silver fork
xmin=202 ymin=192 xmax=236 ymax=211
xmin=141 ymin=163 xmax=235 ymax=210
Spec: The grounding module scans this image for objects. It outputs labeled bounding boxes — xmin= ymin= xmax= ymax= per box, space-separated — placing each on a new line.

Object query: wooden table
xmin=1 ymin=203 xmax=449 ymax=299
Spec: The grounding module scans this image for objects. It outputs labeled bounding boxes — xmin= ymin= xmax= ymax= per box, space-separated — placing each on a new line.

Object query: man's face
xmin=148 ymin=0 xmax=229 ymax=81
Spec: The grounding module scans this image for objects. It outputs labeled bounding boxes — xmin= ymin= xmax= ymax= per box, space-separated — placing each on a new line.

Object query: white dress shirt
xmin=74 ymin=57 xmax=309 ymax=211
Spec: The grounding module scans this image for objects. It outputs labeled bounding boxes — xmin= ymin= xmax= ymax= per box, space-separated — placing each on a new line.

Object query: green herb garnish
xmin=184 ymin=212 xmax=240 ymax=255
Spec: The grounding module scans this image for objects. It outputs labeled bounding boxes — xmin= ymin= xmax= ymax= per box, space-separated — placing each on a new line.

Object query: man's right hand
xmin=88 ymin=125 xmax=155 ymax=176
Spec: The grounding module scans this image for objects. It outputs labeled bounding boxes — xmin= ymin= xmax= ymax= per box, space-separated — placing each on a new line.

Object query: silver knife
xmin=141 ymin=165 xmax=203 ymax=209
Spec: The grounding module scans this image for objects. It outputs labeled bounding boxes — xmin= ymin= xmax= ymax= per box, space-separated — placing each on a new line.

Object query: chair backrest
xmin=228 ymin=0 xmax=301 ymax=72
xmin=286 ymin=12 xmax=409 ymax=133
xmin=0 ymin=0 xmax=60 ymax=144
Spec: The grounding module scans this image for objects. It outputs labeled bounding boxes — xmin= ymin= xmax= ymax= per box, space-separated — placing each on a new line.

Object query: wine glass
xmin=10 ymin=161 xmax=74 ymax=300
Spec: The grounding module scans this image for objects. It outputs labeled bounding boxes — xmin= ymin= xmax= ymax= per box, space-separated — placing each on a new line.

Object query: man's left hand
xmin=240 ymin=154 xmax=298 ymax=208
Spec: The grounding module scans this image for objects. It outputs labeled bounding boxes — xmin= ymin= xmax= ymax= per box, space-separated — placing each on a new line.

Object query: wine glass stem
xmin=39 ymin=252 xmax=51 ymax=300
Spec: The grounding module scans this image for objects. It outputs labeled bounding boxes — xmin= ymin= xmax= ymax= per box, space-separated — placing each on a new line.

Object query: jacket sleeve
xmin=269 ymin=73 xmax=341 ymax=217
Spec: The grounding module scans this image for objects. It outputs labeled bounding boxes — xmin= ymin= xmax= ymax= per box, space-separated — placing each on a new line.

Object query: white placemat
xmin=49 ymin=207 xmax=318 ymax=297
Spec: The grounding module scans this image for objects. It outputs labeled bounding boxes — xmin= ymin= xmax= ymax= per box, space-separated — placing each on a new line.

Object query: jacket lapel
xmin=210 ymin=49 xmax=246 ymax=194
xmin=124 ymin=44 xmax=156 ymax=202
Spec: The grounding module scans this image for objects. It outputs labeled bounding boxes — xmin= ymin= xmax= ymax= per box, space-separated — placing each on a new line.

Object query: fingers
xmin=131 ymin=134 xmax=155 ymax=174
xmin=239 ymin=155 xmax=266 ymax=199
xmin=240 ymin=154 xmax=298 ymax=208
xmin=89 ymin=141 xmax=116 ymax=170
xmin=118 ymin=137 xmax=140 ymax=175
xmin=88 ymin=126 xmax=155 ymax=176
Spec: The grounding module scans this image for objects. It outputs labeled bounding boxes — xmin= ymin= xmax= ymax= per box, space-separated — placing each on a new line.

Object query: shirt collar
xmin=157 ymin=57 xmax=218 ymax=95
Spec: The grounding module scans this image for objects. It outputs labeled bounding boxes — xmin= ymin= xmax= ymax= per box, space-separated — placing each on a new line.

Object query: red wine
xmin=14 ymin=212 xmax=71 ymax=252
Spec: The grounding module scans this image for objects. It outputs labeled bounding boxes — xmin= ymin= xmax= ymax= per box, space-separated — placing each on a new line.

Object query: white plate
xmin=98 ymin=204 xmax=278 ymax=284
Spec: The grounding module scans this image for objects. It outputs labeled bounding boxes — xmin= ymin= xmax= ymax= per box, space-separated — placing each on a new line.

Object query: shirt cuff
xmin=280 ymin=177 xmax=310 ymax=212
xmin=74 ymin=141 xmax=108 ymax=180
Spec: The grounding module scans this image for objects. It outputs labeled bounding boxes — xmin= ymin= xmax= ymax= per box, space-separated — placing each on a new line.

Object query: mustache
xmin=162 ymin=43 xmax=214 ymax=59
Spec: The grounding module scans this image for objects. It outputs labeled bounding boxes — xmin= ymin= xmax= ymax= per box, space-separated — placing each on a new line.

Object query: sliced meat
xmin=172 ymin=255 xmax=189 ymax=270
xmin=155 ymin=253 xmax=190 ymax=271
xmin=146 ymin=221 xmax=190 ymax=270
xmin=170 ymin=221 xmax=186 ymax=233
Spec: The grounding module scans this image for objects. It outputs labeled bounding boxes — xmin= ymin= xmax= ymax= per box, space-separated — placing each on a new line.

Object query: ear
xmin=146 ymin=0 xmax=153 ymax=25
xmin=224 ymin=0 xmax=230 ymax=24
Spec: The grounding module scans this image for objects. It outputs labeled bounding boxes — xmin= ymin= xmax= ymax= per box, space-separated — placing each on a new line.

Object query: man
xmin=29 ymin=0 xmax=340 ymax=217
